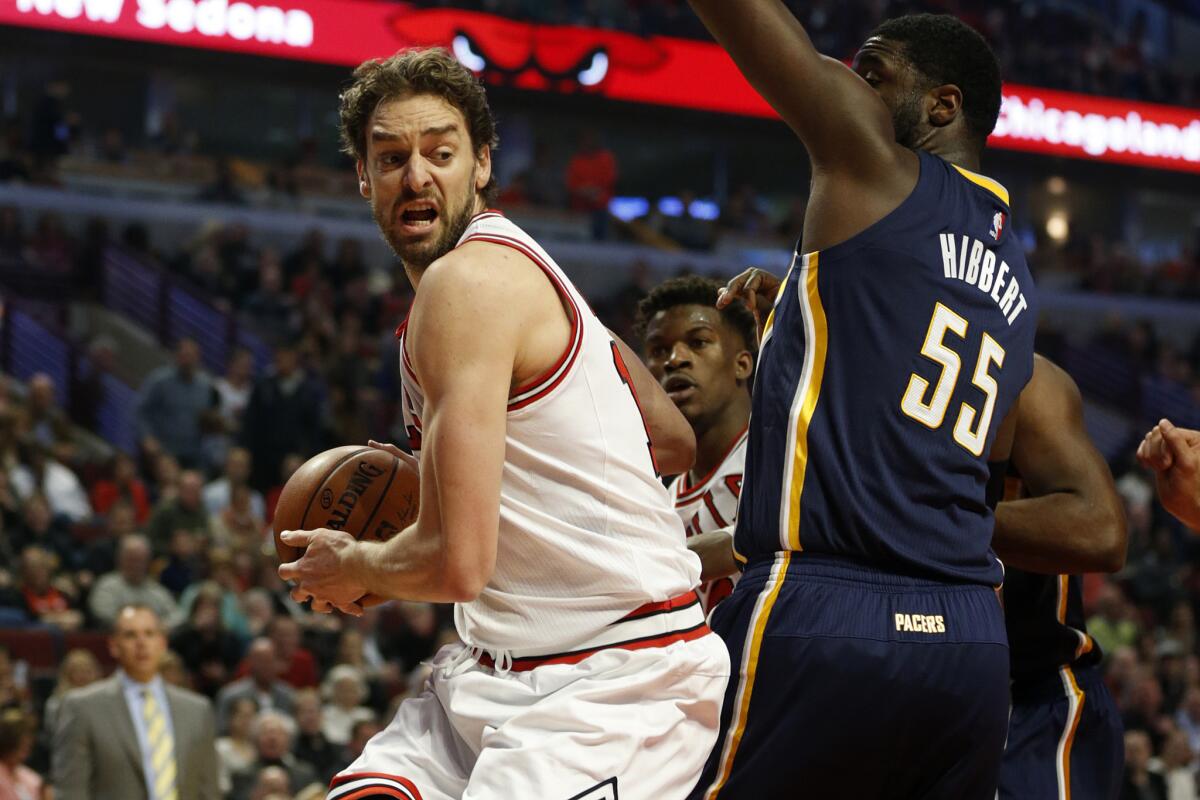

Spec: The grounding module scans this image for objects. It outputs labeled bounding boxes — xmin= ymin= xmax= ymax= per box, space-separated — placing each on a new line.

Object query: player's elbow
xmin=658 ymin=424 xmax=697 ymax=476
xmin=441 ymin=549 xmax=494 ymax=602
xmin=1093 ymin=505 xmax=1128 ymax=573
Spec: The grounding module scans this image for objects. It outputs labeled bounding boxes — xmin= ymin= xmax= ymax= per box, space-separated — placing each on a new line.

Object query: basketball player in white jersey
xmin=636 ymin=277 xmax=757 ymax=613
xmin=277 ymin=48 xmax=729 ymax=800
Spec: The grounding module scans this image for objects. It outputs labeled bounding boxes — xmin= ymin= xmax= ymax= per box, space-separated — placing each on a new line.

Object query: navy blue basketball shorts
xmin=998 ymin=664 xmax=1124 ymax=800
xmin=688 ymin=553 xmax=1011 ymax=800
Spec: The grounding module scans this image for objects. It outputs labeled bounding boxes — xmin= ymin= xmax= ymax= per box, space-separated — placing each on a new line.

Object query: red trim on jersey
xmin=329 ymin=772 xmax=424 ymax=800
xmin=477 ymin=622 xmax=711 ymax=672
xmin=674 ymin=426 xmax=749 ymax=505
xmin=459 ymin=232 xmax=585 ymax=411
xmin=702 ymin=491 xmax=729 ymax=528
xmin=620 ymin=590 xmax=700 ymax=621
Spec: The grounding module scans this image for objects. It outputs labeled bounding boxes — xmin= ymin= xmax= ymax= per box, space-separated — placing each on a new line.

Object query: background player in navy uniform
xmin=990 ymin=355 xmax=1127 ymax=800
xmin=683 ymin=2 xmax=1038 ymax=797
xmin=636 ymin=276 xmax=757 ymax=613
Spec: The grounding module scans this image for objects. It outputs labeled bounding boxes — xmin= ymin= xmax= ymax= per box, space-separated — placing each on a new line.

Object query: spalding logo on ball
xmin=273 ymin=446 xmax=420 ymax=563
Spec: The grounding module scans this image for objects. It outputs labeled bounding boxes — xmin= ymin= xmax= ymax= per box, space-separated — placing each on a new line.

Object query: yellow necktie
xmin=141 ymin=689 xmax=178 ymax=800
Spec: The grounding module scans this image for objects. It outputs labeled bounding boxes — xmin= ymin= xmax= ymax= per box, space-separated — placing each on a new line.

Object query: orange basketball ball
xmin=273 ymin=446 xmax=419 ymax=563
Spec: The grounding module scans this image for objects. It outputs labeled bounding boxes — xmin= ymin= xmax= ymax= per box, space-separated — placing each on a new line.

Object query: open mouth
xmin=663 ymin=374 xmax=697 ymax=402
xmin=399 ymin=202 xmax=439 ymax=231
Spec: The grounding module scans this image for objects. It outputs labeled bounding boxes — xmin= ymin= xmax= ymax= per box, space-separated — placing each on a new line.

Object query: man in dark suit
xmin=51 ymin=604 xmax=219 ymax=800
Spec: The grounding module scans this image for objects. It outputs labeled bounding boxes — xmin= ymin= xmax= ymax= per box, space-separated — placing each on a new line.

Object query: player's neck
xmin=923 ymin=142 xmax=981 ymax=172
xmin=689 ymin=394 xmax=751 ymax=484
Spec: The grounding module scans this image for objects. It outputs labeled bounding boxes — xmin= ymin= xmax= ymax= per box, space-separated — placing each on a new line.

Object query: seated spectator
xmin=22 ymin=373 xmax=71 ymax=456
xmin=148 ymin=450 xmax=181 ymax=506
xmin=89 ymin=451 xmax=150 ymax=524
xmin=228 ymin=710 xmax=318 ymax=800
xmin=17 ymin=545 xmax=82 ymax=631
xmin=179 ymin=550 xmax=250 ymax=640
xmin=1123 ymin=729 xmax=1168 ymax=799
xmin=320 ymin=665 xmax=374 ymax=747
xmin=0 ymin=707 xmax=43 ymax=800
xmin=145 ymin=469 xmax=210 ymax=555
xmin=88 ymin=534 xmax=180 ymax=628
xmin=69 ymin=334 xmax=117 ymax=430
xmin=204 ymin=447 xmax=265 ymax=518
xmin=339 ymin=717 xmax=382 ymax=770
xmin=9 ymin=440 xmax=90 ymax=522
xmin=1089 ymin=581 xmax=1141 ymax=657
xmin=137 ymin=338 xmax=214 ymax=469
xmin=170 ymin=582 xmax=243 ymax=698
xmin=1152 ymin=728 xmax=1197 ymax=800
xmin=1176 ymin=688 xmax=1200 ymax=756
xmin=0 ymin=646 xmax=28 ymax=711
xmin=216 ymin=696 xmax=258 ymax=798
xmin=9 ymin=493 xmax=76 ymax=571
xmin=292 ymin=688 xmax=340 ymax=783
xmin=215 ymin=638 xmax=295 ymax=734
xmin=157 ymin=528 xmax=204 ymax=597
xmin=245 ymin=765 xmax=290 ymax=800
xmin=215 ymin=348 xmax=256 ymax=432
xmin=41 ymin=648 xmax=101 ymax=737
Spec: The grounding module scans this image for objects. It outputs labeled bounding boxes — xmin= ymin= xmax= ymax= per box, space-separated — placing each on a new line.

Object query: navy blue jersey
xmin=1005 ymin=570 xmax=1101 ymax=685
xmin=734 ymin=151 xmax=1036 ymax=586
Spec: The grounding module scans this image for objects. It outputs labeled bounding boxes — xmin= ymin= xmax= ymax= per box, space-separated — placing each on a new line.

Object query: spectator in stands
xmin=210 ymin=483 xmax=265 ymax=555
xmin=17 ymin=545 xmax=82 ymax=631
xmin=565 ymin=130 xmax=617 ymax=240
xmin=160 ymin=649 xmax=191 ymax=689
xmin=51 ymin=604 xmax=219 ymax=800
xmin=10 ymin=439 xmax=90 ymax=522
xmin=264 ymin=453 xmax=303 ymax=525
xmin=90 ymin=451 xmax=151 ymax=524
xmin=215 ymin=348 xmax=256 ymax=433
xmin=88 ymin=534 xmax=180 ymax=628
xmin=228 ymin=710 xmax=319 ymax=800
xmin=137 ymin=338 xmax=215 ymax=469
xmin=265 ymin=615 xmax=316 ymax=689
xmin=203 ymin=447 xmax=264 ymax=519
xmin=0 ymin=646 xmax=27 ymax=711
xmin=9 ymin=493 xmax=75 ymax=572
xmin=1123 ymin=728 xmax=1169 ymax=800
xmin=244 ymin=765 xmax=290 ymax=800
xmin=22 ymin=373 xmax=70 ymax=456
xmin=1155 ymin=727 xmax=1198 ymax=799
xmin=197 ymin=156 xmax=246 ymax=206
xmin=320 ymin=665 xmax=374 ymax=747
xmin=1090 ymin=581 xmax=1142 ymax=658
xmin=179 ymin=551 xmax=250 ymax=641
xmin=157 ymin=528 xmax=205 ymax=597
xmin=1176 ymin=688 xmax=1200 ymax=756
xmin=215 ymin=638 xmax=295 ymax=734
xmin=291 ymin=688 xmax=339 ymax=783
xmin=0 ymin=707 xmax=43 ymax=800
xmin=41 ymin=648 xmax=101 ymax=738
xmin=241 ymin=343 xmax=326 ymax=492
xmin=242 ymin=260 xmax=295 ymax=346
xmin=149 ymin=451 xmax=181 ymax=506
xmin=216 ymin=696 xmax=258 ymax=797
xmin=146 ymin=469 xmax=210 ymax=555
xmin=340 ymin=717 xmax=382 ymax=770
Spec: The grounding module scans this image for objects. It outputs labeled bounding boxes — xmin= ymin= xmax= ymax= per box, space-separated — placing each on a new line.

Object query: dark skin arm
xmin=686 ymin=0 xmax=918 ymax=253
xmin=992 ymin=355 xmax=1127 ymax=573
xmin=612 ymin=332 xmax=696 ymax=475
xmin=689 ymin=528 xmax=740 ymax=582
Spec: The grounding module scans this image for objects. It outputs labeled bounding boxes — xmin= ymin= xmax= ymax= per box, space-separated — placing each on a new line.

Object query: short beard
xmin=891 ymin=92 xmax=924 ymax=150
xmin=377 ymin=177 xmax=479 ymax=271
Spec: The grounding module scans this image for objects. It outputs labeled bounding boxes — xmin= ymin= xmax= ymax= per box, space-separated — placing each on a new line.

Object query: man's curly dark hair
xmin=870 ymin=14 xmax=1002 ymax=147
xmin=634 ymin=276 xmax=758 ymax=358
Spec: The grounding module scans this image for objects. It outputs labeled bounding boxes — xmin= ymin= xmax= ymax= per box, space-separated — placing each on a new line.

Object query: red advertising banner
xmin=4 ymin=0 xmax=1198 ymax=173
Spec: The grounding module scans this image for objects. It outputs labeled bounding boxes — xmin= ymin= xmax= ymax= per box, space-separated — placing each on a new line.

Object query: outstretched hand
xmin=1136 ymin=418 xmax=1200 ymax=530
xmin=717 ymin=267 xmax=783 ymax=339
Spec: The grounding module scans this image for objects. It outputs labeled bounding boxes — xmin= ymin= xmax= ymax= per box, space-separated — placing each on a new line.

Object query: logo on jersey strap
xmin=989 ymin=210 xmax=1006 ymax=241
xmin=567 ymin=777 xmax=618 ymax=800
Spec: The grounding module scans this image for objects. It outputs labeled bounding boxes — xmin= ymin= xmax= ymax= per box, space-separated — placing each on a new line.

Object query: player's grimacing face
xmin=644 ymin=305 xmax=749 ymax=426
xmin=853 ymin=38 xmax=925 ymax=150
xmin=358 ymin=93 xmax=491 ymax=270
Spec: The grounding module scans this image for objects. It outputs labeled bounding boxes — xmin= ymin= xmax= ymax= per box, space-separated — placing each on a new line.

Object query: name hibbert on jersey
xmin=938 ymin=233 xmax=1029 ymax=326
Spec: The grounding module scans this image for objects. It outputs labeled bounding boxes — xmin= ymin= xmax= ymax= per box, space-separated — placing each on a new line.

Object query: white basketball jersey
xmin=397 ymin=211 xmax=700 ymax=655
xmin=668 ymin=428 xmax=747 ymax=613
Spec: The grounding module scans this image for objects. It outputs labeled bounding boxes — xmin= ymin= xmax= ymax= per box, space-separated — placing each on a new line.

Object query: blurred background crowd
xmin=0 ymin=0 xmax=1197 ymax=797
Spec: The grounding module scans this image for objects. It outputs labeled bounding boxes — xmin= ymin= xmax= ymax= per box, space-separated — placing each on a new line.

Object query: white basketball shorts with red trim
xmin=326 ymin=603 xmax=729 ymax=800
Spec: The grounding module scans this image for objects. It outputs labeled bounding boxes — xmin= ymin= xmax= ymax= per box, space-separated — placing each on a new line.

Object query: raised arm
xmin=991 ymin=356 xmax=1127 ymax=573
xmin=687 ymin=0 xmax=903 ymax=176
xmin=612 ymin=332 xmax=696 ymax=475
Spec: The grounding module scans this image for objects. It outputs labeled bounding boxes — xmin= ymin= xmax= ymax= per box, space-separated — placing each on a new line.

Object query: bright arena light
xmin=1045 ymin=211 xmax=1070 ymax=242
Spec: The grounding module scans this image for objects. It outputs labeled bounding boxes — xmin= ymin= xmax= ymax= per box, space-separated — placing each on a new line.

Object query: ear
xmin=356 ymin=160 xmax=371 ymax=199
xmin=928 ymin=83 xmax=963 ymax=129
xmin=474 ymin=144 xmax=492 ymax=195
xmin=734 ymin=349 xmax=754 ymax=383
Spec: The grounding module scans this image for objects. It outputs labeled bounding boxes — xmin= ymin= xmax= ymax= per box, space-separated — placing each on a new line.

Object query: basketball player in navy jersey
xmin=636 ymin=276 xmax=758 ymax=612
xmin=684 ymin=3 xmax=1039 ymax=797
xmin=1138 ymin=419 xmax=1200 ymax=530
xmin=991 ymin=355 xmax=1127 ymax=800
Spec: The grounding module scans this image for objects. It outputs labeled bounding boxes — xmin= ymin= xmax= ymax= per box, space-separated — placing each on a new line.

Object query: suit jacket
xmin=51 ymin=675 xmax=219 ymax=800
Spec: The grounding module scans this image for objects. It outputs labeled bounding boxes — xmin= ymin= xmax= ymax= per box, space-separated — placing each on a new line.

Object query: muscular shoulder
xmin=417 ymin=240 xmax=556 ymax=317
xmin=1020 ymin=354 xmax=1083 ymax=426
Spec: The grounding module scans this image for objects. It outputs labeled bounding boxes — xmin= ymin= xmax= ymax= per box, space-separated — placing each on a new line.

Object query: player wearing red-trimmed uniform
xmin=279 ymin=50 xmax=728 ymax=800
xmin=637 ymin=277 xmax=757 ymax=614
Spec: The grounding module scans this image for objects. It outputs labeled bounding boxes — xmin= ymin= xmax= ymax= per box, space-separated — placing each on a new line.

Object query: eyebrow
xmin=370 ymin=123 xmax=460 ymax=142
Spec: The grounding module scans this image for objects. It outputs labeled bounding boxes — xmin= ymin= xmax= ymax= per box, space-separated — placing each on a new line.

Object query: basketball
xmin=272 ymin=446 xmax=420 ymax=563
